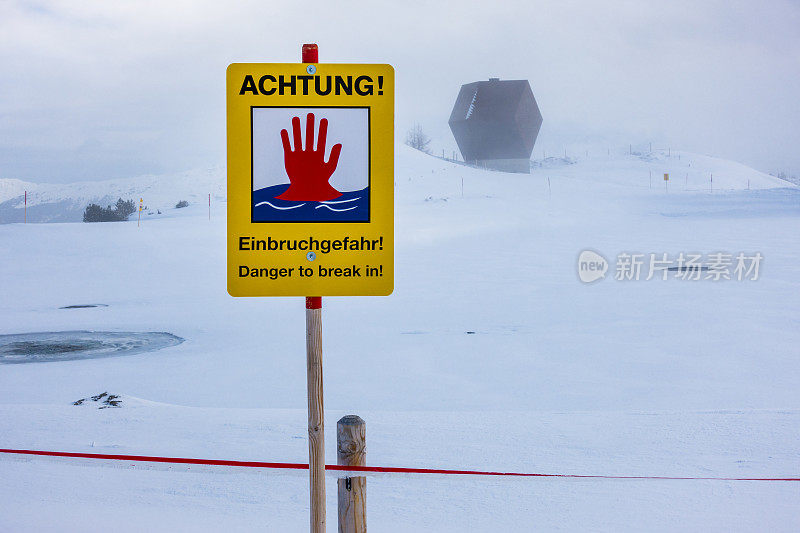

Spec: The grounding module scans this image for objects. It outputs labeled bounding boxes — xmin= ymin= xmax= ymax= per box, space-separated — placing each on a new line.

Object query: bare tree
xmin=405 ymin=124 xmax=431 ymax=153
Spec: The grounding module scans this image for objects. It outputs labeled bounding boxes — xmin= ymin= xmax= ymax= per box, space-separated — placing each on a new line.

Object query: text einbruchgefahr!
xmin=239 ymin=236 xmax=384 ymax=254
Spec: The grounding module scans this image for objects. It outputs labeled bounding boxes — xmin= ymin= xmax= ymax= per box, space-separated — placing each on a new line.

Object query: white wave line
xmin=321 ymin=197 xmax=361 ymax=205
xmin=314 ymin=204 xmax=357 ymax=212
xmin=255 ymin=201 xmax=306 ymax=210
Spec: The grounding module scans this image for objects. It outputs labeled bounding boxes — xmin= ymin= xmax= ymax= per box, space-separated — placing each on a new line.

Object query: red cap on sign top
xmin=302 ymin=42 xmax=321 ymax=310
xmin=302 ymin=43 xmax=318 ymax=64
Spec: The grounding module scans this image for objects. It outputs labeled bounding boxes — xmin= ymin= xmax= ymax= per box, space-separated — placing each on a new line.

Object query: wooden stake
xmin=337 ymin=415 xmax=366 ymax=533
xmin=306 ymin=296 xmax=325 ymax=532
xmin=303 ymin=42 xmax=326 ymax=533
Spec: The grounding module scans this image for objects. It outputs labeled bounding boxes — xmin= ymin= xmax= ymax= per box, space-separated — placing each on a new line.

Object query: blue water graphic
xmin=252 ymin=184 xmax=369 ymax=222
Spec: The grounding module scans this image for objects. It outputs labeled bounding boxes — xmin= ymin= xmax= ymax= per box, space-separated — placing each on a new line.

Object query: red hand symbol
xmin=276 ymin=113 xmax=343 ymax=201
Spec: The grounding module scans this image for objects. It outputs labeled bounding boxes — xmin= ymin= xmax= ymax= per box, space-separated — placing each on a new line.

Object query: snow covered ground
xmin=1 ymin=146 xmax=798 ymax=531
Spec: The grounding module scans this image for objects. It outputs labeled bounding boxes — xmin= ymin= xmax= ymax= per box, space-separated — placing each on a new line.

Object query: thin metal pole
xmin=302 ymin=42 xmax=326 ymax=533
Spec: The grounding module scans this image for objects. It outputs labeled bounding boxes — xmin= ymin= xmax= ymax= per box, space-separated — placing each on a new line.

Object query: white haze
xmin=1 ymin=0 xmax=799 ymax=183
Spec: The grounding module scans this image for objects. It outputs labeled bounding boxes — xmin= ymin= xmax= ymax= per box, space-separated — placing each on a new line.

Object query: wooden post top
xmin=337 ymin=416 xmax=366 ymax=467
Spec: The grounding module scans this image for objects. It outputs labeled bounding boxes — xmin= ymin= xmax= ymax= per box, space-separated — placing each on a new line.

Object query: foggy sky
xmin=1 ymin=0 xmax=799 ymax=183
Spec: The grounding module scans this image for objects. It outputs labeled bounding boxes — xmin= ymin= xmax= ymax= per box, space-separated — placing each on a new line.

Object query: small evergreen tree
xmin=82 ymin=203 xmax=105 ymax=222
xmin=82 ymin=198 xmax=137 ymax=222
xmin=115 ymin=199 xmax=136 ymax=219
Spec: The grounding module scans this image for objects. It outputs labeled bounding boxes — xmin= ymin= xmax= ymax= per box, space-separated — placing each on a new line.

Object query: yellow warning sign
xmin=664 ymin=173 xmax=669 ymax=181
xmin=226 ymin=63 xmax=394 ymax=296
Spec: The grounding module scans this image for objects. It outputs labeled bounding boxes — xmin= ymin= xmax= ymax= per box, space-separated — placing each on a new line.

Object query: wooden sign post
xmin=301 ymin=43 xmax=327 ymax=533
xmin=306 ymin=294 xmax=325 ymax=532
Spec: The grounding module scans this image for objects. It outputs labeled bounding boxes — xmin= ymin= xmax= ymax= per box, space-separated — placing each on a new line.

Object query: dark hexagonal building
xmin=448 ymin=78 xmax=542 ymax=173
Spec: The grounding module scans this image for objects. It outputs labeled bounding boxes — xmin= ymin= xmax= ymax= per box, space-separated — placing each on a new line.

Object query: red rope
xmin=1 ymin=448 xmax=797 ymax=481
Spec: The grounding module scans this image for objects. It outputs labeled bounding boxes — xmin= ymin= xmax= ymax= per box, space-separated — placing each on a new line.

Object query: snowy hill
xmin=0 ymin=167 xmax=225 ymax=223
xmin=0 ymin=145 xmax=799 ymax=531
xmin=0 ymin=149 xmax=793 ymax=224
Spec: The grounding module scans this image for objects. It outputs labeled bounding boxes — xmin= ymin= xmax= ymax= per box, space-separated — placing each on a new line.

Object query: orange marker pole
xmin=138 ymin=198 xmax=143 ymax=227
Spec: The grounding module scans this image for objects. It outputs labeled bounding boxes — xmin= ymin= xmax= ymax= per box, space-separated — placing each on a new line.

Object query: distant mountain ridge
xmin=0 ymin=178 xmax=32 ymax=204
xmin=0 ymin=167 xmax=225 ymax=223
